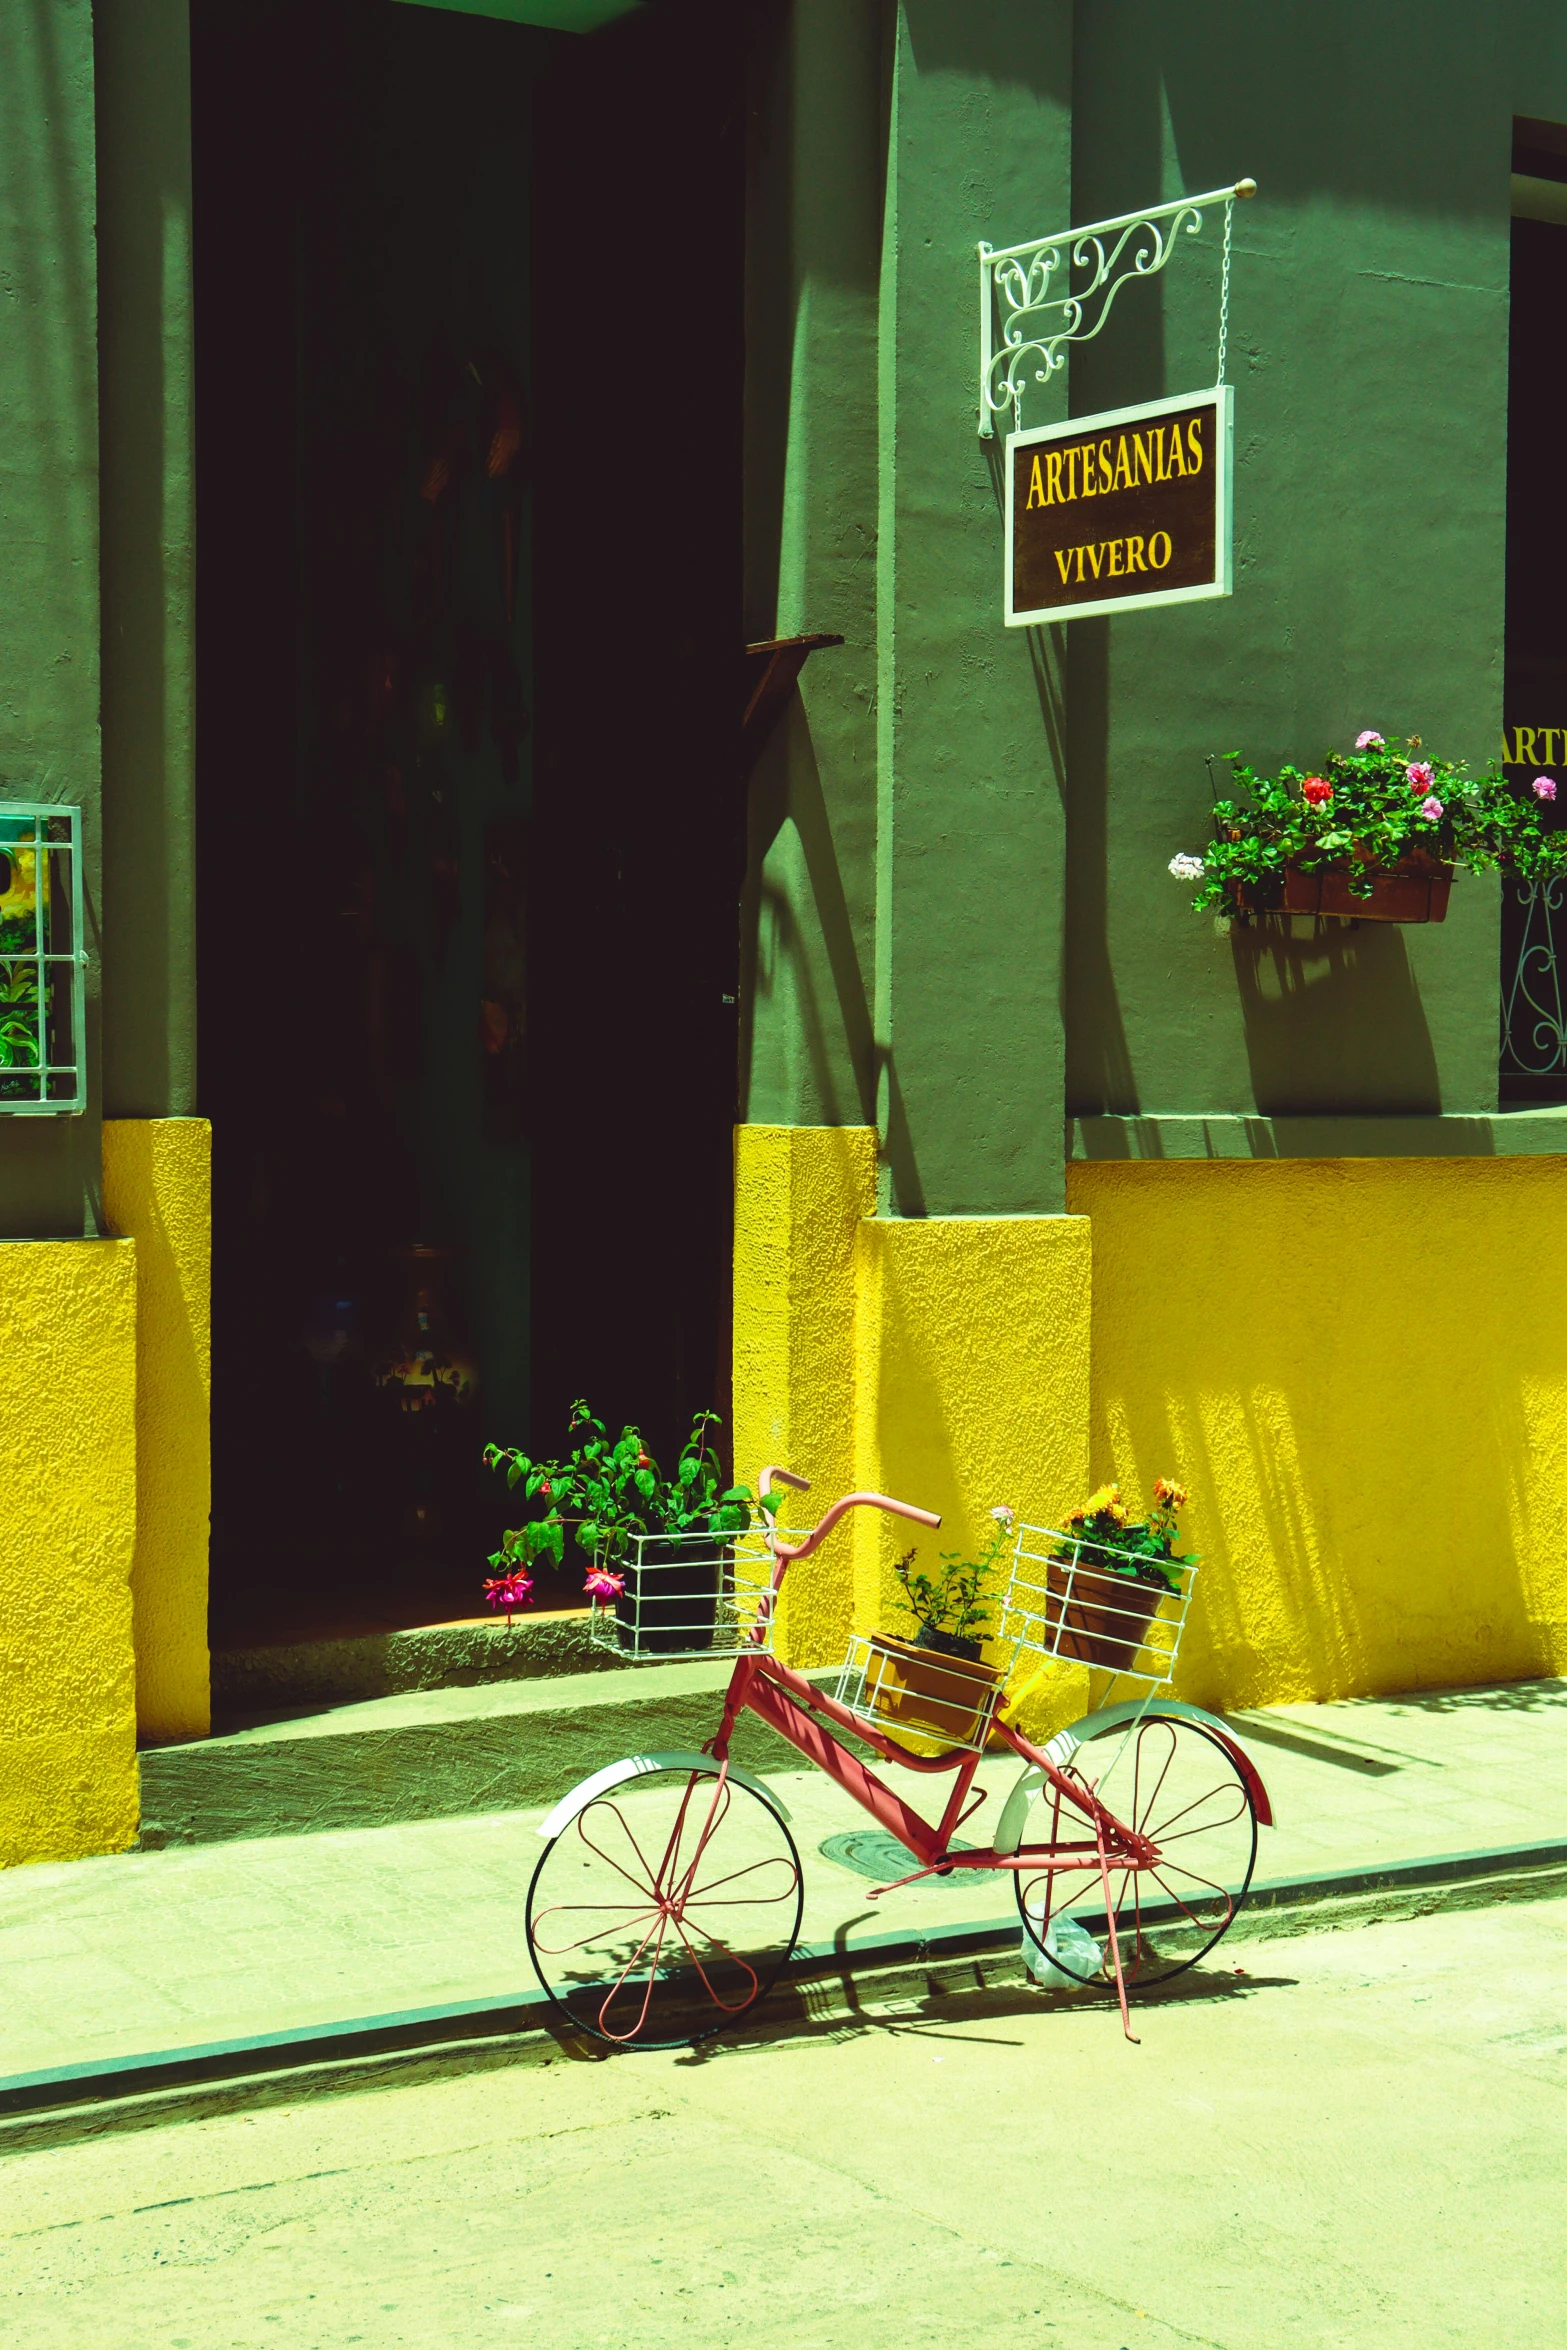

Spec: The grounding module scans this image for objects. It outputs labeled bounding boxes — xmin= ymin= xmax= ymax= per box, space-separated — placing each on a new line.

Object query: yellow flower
xmin=1070 ymin=1483 xmax=1122 ymax=1525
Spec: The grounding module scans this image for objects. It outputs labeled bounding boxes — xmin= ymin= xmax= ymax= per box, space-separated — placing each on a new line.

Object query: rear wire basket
xmin=586 ymin=1531 xmax=778 ymax=1662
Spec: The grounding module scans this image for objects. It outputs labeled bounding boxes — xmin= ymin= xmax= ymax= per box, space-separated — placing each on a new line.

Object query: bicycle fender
xmin=1052 ymin=1710 xmax=1278 ymax=1832
xmin=536 ymin=1750 xmax=793 ymax=1842
xmin=1048 ymin=1699 xmax=1274 ymax=1828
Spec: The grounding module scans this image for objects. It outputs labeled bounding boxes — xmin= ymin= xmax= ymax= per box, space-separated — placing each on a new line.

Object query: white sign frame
xmin=1005 ymin=385 xmax=1233 ymax=628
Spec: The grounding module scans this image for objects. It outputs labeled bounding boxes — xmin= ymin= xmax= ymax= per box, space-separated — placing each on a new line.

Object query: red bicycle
xmin=525 ymin=1471 xmax=1272 ymax=2046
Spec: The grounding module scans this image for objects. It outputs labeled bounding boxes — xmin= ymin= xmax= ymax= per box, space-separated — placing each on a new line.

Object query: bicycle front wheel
xmin=1014 ymin=1712 xmax=1259 ymax=1991
xmin=526 ymin=1762 xmax=804 ymax=2048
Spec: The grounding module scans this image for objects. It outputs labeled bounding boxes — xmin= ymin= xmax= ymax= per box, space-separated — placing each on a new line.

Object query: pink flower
xmin=1407 ymin=762 xmax=1433 ymax=790
xmin=1534 ymin=776 xmax=1557 ymax=803
xmin=583 ymin=1567 xmax=626 ymax=1601
xmin=484 ymin=1571 xmax=534 ymax=1620
xmin=1419 ymin=796 xmax=1445 ymax=821
xmin=1355 ymin=730 xmax=1384 ymax=750
xmin=1302 ymin=776 xmax=1332 ymax=806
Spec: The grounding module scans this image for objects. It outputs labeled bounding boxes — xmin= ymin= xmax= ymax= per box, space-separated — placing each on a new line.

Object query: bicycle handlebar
xmin=758 ymin=1466 xmax=941 ymax=1563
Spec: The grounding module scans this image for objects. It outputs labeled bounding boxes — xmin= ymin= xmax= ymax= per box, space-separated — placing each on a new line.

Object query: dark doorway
xmin=1502 ymin=118 xmax=1567 ymax=1104
xmin=192 ymin=0 xmax=745 ymax=1653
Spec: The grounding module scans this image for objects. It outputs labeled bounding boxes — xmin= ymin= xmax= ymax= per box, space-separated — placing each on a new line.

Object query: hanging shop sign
xmin=1005 ymin=386 xmax=1233 ymax=628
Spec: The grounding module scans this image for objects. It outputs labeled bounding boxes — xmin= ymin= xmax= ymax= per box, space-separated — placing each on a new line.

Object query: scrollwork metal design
xmin=977 ymin=182 xmax=1251 ymax=438
xmin=1502 ymin=876 xmax=1567 ymax=1076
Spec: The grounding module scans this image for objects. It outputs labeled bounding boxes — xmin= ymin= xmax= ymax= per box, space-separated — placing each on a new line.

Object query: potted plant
xmin=483 ymin=1402 xmax=771 ymax=1654
xmin=1169 ymin=730 xmax=1566 ymax=924
xmin=1047 ymin=1480 xmax=1192 ymax=1672
xmin=863 ymin=1510 xmax=1015 ymax=1746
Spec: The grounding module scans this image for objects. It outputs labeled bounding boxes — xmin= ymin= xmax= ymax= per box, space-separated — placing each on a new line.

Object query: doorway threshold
xmin=209 ymin=1604 xmax=617 ymax=1719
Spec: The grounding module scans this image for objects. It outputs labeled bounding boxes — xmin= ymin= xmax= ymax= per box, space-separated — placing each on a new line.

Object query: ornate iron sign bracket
xmin=978 ymin=179 xmax=1256 ymax=439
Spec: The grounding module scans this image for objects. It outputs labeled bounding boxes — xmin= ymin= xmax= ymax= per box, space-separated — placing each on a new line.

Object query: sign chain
xmin=1217 ymin=197 xmax=1234 ymax=385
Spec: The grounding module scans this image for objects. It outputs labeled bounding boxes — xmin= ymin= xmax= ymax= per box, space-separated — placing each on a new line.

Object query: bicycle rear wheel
xmin=1014 ymin=1712 xmax=1258 ymax=1990
xmin=526 ymin=1762 xmax=803 ymax=2048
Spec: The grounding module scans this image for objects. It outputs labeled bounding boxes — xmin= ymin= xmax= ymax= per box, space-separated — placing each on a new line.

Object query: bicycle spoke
xmin=668 ymin=1915 xmax=763 ymax=2015
xmin=1142 ymin=1780 xmax=1249 ymax=1842
xmin=528 ymin=1898 xmax=661 ymax=1957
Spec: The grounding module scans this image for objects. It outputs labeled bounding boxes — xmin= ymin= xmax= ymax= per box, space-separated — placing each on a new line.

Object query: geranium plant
xmin=1169 ymin=729 xmax=1566 ymax=912
xmin=482 ymin=1402 xmax=770 ymax=1613
xmin=1051 ymin=1479 xmax=1193 ymax=1594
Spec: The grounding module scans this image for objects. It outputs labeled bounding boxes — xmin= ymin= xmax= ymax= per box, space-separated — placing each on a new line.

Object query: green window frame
xmin=0 ymin=805 xmax=86 ymax=1116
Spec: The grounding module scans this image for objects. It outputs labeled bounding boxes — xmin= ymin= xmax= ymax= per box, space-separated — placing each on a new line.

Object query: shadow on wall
xmin=1230 ymin=920 xmax=1441 ymax=1114
xmin=1071 ymin=1157 xmax=1567 ymax=1708
xmin=740 ymin=703 xmax=928 ymax=1212
xmin=1062 ymin=618 xmax=1139 ymax=1113
xmin=740 ymin=701 xmax=877 ymax=1130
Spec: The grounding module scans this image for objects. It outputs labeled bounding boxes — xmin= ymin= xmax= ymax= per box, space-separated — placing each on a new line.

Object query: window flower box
xmin=1232 ymin=853 xmax=1453 ymax=924
xmin=1170 ymin=732 xmax=1563 ymax=928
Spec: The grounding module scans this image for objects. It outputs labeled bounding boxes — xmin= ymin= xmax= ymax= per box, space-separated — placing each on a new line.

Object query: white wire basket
xmin=586 ymin=1530 xmax=778 ymax=1662
xmin=996 ymin=1523 xmax=1196 ymax=1689
xmin=833 ymin=1630 xmax=1006 ymax=1756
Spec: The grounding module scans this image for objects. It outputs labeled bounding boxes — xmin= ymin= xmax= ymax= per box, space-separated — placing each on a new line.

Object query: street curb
xmin=3 ymin=1835 xmax=1564 ymax=2128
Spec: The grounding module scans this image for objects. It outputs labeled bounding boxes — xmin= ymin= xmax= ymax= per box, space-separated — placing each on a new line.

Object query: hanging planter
xmin=1231 ymin=851 xmax=1453 ymax=925
xmin=1169 ymin=731 xmax=1564 ymax=925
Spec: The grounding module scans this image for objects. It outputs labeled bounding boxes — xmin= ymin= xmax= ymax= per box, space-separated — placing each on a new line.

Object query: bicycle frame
xmin=706 ymin=1469 xmax=1262 ymax=2037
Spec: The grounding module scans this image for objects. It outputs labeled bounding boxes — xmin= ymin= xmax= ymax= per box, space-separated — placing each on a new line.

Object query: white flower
xmin=990 ymin=1504 xmax=1015 ymax=1525
xmin=1168 ymin=853 xmax=1206 ymax=881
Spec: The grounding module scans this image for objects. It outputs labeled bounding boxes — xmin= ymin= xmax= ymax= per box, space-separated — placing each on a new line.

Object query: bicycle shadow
xmin=666 ymin=1944 xmax=1300 ymax=2066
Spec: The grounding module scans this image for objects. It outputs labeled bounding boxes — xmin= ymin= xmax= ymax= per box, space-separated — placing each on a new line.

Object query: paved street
xmin=3 ymin=1890 xmax=1564 ymax=2349
xmin=4 ymin=1677 xmax=1564 ymax=2081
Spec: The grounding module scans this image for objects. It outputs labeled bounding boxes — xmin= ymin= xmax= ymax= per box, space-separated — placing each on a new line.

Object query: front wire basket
xmin=831 ymin=1522 xmax=1197 ymax=1755
xmin=586 ymin=1529 xmax=777 ymax=1662
xmin=997 ymin=1523 xmax=1197 ymax=1689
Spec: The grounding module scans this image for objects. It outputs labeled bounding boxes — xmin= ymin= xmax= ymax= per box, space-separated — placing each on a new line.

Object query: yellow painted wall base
xmin=104 ymin=1119 xmax=212 ymax=1742
xmin=733 ymin=1124 xmax=878 ymax=1663
xmin=1069 ymin=1158 xmax=1567 ymax=1708
xmin=732 ymin=1129 xmax=1093 ymax=1736
xmin=0 ymin=1240 xmax=139 ymax=1866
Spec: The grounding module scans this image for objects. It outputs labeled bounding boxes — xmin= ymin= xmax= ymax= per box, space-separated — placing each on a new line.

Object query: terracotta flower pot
xmin=863 ymin=1631 xmax=1003 ymax=1746
xmin=1044 ymin=1560 xmax=1165 ymax=1673
xmin=1234 ymin=857 xmax=1452 ymax=924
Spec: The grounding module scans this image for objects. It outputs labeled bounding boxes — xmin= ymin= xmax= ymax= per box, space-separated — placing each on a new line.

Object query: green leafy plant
xmin=1169 ymin=730 xmax=1567 ymax=912
xmin=1051 ymin=1479 xmax=1193 ymax=1594
xmin=0 ymin=963 xmax=39 ymax=1067
xmin=890 ymin=1509 xmax=1014 ymax=1645
xmin=481 ymin=1401 xmax=772 ymax=1612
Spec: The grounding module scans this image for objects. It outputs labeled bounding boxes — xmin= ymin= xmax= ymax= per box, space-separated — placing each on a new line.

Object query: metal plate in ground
xmin=818 ymin=1830 xmax=1001 ymax=1885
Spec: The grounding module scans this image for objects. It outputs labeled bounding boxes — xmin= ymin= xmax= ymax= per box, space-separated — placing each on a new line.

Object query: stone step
xmin=141 ymin=1657 xmax=830 ymax=1849
xmin=211 ymin=1606 xmax=615 ymax=1712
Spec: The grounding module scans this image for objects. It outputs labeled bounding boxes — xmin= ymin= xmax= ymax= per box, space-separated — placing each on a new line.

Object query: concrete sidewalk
xmin=1 ymin=1675 xmax=1563 ymax=2086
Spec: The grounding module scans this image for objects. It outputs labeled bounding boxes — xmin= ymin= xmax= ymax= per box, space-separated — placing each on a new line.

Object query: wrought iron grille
xmin=0 ymin=805 xmax=86 ymax=1116
xmin=977 ymin=179 xmax=1254 ymax=440
xmin=1501 ymin=874 xmax=1567 ymax=1100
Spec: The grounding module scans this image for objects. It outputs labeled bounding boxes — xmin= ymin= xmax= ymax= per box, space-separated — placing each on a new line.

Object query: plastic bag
xmin=1021 ymin=1909 xmax=1102 ymax=1990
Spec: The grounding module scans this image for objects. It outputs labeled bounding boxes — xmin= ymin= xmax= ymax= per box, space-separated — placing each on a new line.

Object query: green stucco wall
xmin=0 ymin=0 xmax=102 ymax=1236
xmin=1062 ymin=3 xmax=1556 ymax=1118
xmin=95 ymin=0 xmax=198 ymax=1123
xmin=744 ymin=1 xmax=1073 ymax=1215
xmin=744 ymin=3 xmax=1567 ymax=1143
